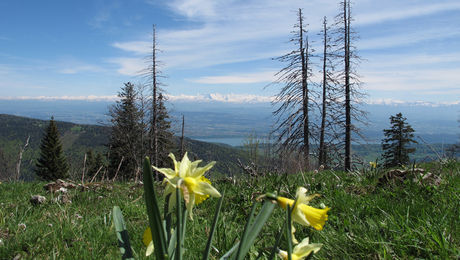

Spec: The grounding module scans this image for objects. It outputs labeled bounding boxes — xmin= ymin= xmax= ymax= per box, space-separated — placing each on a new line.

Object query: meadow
xmin=0 ymin=160 xmax=458 ymax=259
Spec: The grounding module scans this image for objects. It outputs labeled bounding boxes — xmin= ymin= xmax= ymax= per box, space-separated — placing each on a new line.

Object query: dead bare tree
xmin=270 ymin=8 xmax=317 ymax=171
xmin=180 ymin=115 xmax=185 ymax=157
xmin=333 ymin=0 xmax=366 ymax=171
xmin=15 ymin=135 xmax=30 ymax=181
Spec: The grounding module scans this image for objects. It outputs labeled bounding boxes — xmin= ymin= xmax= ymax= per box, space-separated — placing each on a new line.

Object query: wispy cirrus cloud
xmin=188 ymin=71 xmax=277 ymax=84
xmin=355 ymin=1 xmax=460 ymax=25
xmin=107 ymin=57 xmax=145 ymax=76
xmin=112 ymin=0 xmax=460 ymax=71
xmin=359 ymin=27 xmax=460 ymax=50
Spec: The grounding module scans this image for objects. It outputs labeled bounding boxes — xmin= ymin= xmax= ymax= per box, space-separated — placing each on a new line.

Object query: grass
xmin=0 ymin=160 xmax=459 ymax=259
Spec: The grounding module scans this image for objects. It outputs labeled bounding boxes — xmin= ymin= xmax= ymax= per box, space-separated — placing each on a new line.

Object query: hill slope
xmin=0 ymin=114 xmax=249 ymax=181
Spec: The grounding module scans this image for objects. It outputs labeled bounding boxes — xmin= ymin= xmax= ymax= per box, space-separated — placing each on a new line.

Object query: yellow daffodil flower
xmin=142 ymin=227 xmax=154 ymax=256
xmin=152 ymin=152 xmax=221 ymax=219
xmin=267 ymin=187 xmax=330 ymax=243
xmin=278 ymin=237 xmax=322 ymax=260
xmin=369 ymin=161 xmax=377 ymax=169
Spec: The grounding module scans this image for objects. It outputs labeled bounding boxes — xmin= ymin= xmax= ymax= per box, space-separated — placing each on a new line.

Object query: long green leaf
xmin=164 ymin=193 xmax=172 ymax=243
xmin=112 ymin=206 xmax=134 ymax=260
xmin=181 ymin=208 xmax=187 ymax=253
xmin=168 ymin=228 xmax=178 ymax=258
xmin=235 ymin=203 xmax=258 ymax=259
xmin=220 ymin=242 xmax=239 ymax=260
xmin=268 ymin=221 xmax=287 ymax=260
xmin=234 ymin=201 xmax=276 ymax=260
xmin=143 ymin=157 xmax=168 ymax=259
xmin=176 ymin=187 xmax=182 ymax=260
xmin=203 ymin=191 xmax=225 ymax=260
xmin=286 ymin=205 xmax=293 ymax=260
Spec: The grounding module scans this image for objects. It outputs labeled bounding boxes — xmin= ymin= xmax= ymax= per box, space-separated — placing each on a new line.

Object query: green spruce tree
xmin=108 ymin=82 xmax=143 ymax=180
xmin=155 ymin=93 xmax=175 ymax=168
xmin=35 ymin=117 xmax=69 ymax=180
xmin=381 ymin=113 xmax=417 ymax=168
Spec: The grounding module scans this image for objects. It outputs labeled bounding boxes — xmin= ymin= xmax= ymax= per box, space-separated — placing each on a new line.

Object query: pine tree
xmin=155 ymin=93 xmax=175 ymax=168
xmin=381 ymin=113 xmax=417 ymax=168
xmin=108 ymin=82 xmax=143 ymax=180
xmin=35 ymin=117 xmax=69 ymax=180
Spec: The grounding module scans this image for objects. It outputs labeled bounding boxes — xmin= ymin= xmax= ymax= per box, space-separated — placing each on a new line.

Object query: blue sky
xmin=1 ymin=0 xmax=459 ymax=104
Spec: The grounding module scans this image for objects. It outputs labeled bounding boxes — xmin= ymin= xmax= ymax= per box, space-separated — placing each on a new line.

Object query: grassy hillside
xmin=0 ymin=160 xmax=458 ymax=259
xmin=0 ymin=114 xmax=249 ymax=181
xmin=0 ymin=114 xmax=110 ymax=180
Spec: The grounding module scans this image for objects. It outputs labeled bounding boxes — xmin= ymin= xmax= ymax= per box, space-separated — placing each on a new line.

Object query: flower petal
xmin=292 ymin=208 xmax=310 ymax=227
xmin=298 ymin=204 xmax=330 ymax=231
xmin=152 ymin=166 xmax=176 ymax=179
xmin=296 ymin=187 xmax=320 ymax=204
xmin=293 ymin=237 xmax=322 ymax=258
xmin=168 ymin=153 xmax=180 ymax=174
xmin=146 ymin=241 xmax=155 ymax=256
xmin=194 ymin=181 xmax=221 ymax=198
xmin=142 ymin=227 xmax=152 ymax=246
xmin=179 ymin=153 xmax=192 ymax=178
xmin=187 ymin=194 xmax=196 ymax=220
xmin=189 ymin=161 xmax=216 ymax=178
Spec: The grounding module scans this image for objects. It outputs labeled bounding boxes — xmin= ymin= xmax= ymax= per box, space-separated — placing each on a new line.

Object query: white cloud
xmin=359 ymin=28 xmax=460 ymax=50
xmin=189 ymin=71 xmax=277 ymax=84
xmin=107 ymin=57 xmax=145 ymax=76
xmin=58 ymin=65 xmax=105 ymax=74
xmin=365 ymin=98 xmax=460 ymax=106
xmin=0 ymin=93 xmax=273 ymax=103
xmin=112 ymin=41 xmax=150 ymax=55
xmin=3 ymin=94 xmax=457 ymax=107
xmin=361 ymin=52 xmax=460 ymax=94
xmin=167 ymin=93 xmax=274 ymax=103
xmin=0 ymin=95 xmax=119 ymax=101
xmin=167 ymin=0 xmax=218 ymax=19
xmin=111 ymin=0 xmax=460 ymax=72
xmin=355 ymin=1 xmax=460 ymax=25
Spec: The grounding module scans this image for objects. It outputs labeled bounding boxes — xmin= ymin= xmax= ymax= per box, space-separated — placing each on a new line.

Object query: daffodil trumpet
xmin=266 ymin=187 xmax=330 ymax=243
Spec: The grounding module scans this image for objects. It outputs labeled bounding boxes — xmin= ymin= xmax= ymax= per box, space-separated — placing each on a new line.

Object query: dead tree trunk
xmin=15 ymin=135 xmax=30 ymax=181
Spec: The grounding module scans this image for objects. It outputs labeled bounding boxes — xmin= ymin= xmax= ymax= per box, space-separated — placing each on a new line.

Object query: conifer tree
xmin=35 ymin=117 xmax=69 ymax=180
xmin=381 ymin=113 xmax=417 ymax=167
xmin=108 ymin=82 xmax=143 ymax=180
xmin=155 ymin=93 xmax=175 ymax=168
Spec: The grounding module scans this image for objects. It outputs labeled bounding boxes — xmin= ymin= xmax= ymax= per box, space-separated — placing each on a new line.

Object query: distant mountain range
xmin=0 ymin=99 xmax=458 ymax=144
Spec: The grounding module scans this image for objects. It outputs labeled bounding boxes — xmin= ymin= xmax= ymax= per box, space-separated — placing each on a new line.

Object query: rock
xmin=30 ymin=195 xmax=46 ymax=205
xmin=44 ymin=179 xmax=77 ymax=193
xmin=378 ymin=168 xmax=441 ymax=187
xmin=54 ymin=194 xmax=72 ymax=204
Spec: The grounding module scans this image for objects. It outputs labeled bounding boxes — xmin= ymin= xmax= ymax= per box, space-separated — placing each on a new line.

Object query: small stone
xmin=18 ymin=223 xmax=26 ymax=230
xmin=30 ymin=195 xmax=46 ymax=205
xmin=48 ymin=223 xmax=53 ymax=227
xmin=58 ymin=187 xmax=68 ymax=193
